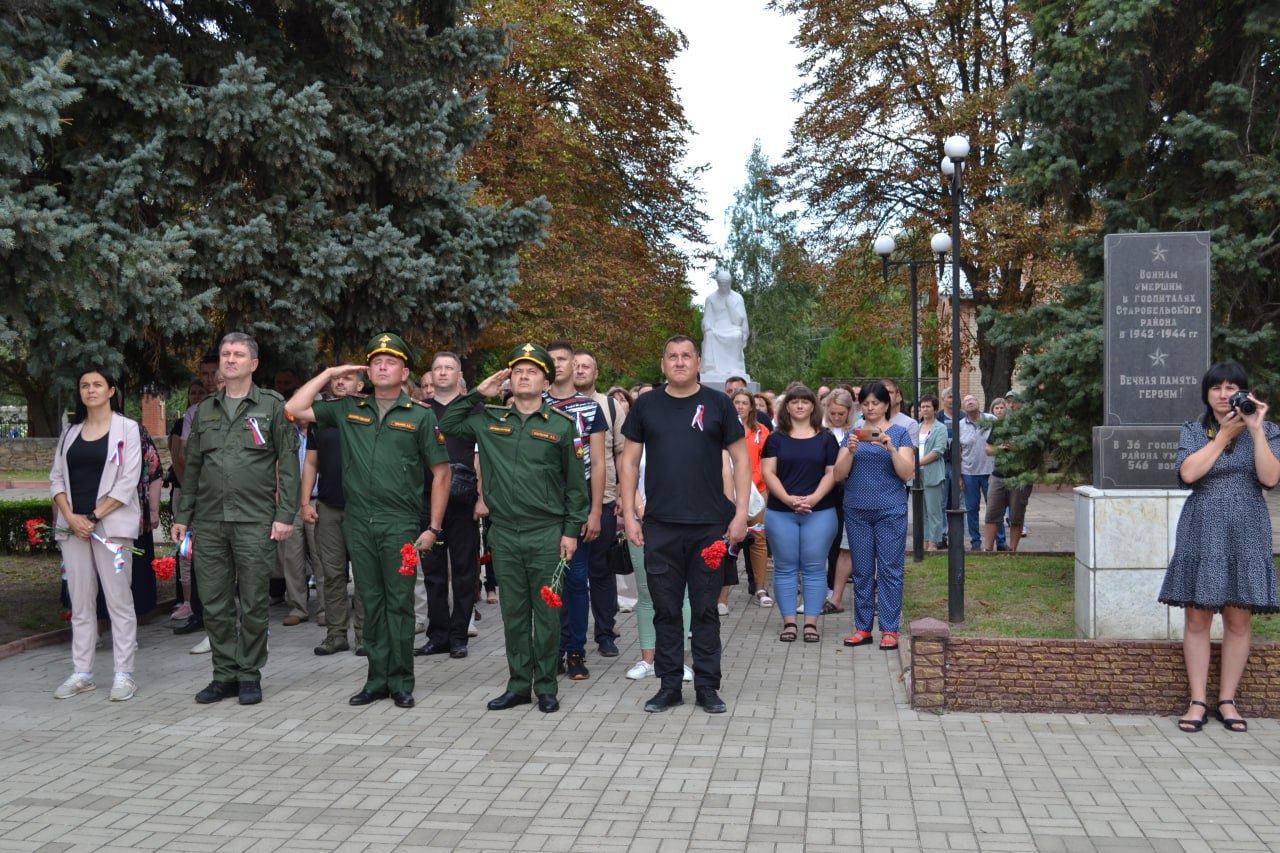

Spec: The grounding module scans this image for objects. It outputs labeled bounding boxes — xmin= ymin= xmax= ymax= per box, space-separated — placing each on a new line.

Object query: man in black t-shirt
xmin=415 ymin=352 xmax=485 ymax=659
xmin=619 ymin=335 xmax=751 ymax=715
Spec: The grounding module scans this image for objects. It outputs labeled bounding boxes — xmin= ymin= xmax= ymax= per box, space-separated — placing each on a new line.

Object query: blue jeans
xmin=962 ymin=474 xmax=1005 ymax=548
xmin=765 ymin=507 xmax=838 ymax=618
xmin=558 ymin=536 xmax=591 ymax=657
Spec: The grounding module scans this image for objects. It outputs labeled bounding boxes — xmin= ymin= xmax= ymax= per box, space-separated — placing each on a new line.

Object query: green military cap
xmin=366 ymin=331 xmax=413 ymax=369
xmin=507 ymin=342 xmax=553 ymax=379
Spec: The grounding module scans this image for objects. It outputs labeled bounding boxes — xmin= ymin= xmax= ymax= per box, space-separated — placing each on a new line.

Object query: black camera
xmin=1229 ymin=390 xmax=1257 ymax=415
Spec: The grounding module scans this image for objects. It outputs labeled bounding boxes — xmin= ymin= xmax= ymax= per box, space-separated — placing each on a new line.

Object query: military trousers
xmin=194 ymin=520 xmax=274 ymax=683
xmin=316 ymin=501 xmax=363 ymax=645
xmin=489 ymin=521 xmax=563 ymax=698
xmin=344 ymin=513 xmax=420 ymax=694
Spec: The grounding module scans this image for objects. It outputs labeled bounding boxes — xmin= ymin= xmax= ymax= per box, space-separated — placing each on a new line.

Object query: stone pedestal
xmin=698 ymin=371 xmax=755 ymax=394
xmin=1074 ymin=486 xmax=1221 ymax=639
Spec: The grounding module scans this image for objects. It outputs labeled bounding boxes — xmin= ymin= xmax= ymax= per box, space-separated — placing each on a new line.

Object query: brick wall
xmin=909 ymin=618 xmax=1280 ymax=717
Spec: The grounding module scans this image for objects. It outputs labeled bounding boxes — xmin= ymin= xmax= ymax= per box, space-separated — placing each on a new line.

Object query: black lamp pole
xmin=944 ymin=135 xmax=969 ymax=625
xmin=875 ymin=236 xmax=950 ymax=563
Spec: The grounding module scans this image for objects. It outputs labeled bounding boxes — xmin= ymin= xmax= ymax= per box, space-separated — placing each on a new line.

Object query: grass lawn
xmin=902 ymin=553 xmax=1280 ymax=641
xmin=0 ymin=469 xmax=49 ymax=481
xmin=0 ymin=552 xmax=65 ymax=645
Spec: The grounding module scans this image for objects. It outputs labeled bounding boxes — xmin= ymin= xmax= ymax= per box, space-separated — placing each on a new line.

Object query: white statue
xmin=701 ymin=270 xmax=749 ymax=377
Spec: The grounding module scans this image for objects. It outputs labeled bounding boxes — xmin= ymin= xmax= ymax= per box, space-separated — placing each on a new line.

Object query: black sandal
xmin=803 ymin=625 xmax=820 ymax=643
xmin=779 ymin=622 xmax=798 ymax=642
xmin=1216 ymin=699 xmax=1248 ymax=733
xmin=1177 ymin=700 xmax=1208 ymax=733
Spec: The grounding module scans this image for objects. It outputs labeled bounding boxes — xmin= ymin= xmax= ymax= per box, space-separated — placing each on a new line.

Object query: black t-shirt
xmin=307 ymin=423 xmax=345 ymax=510
xmin=622 ymin=384 xmax=745 ymax=526
xmin=762 ymin=431 xmax=840 ymax=513
xmin=428 ymin=397 xmax=481 ymax=468
xmin=68 ymin=432 xmax=108 ymax=515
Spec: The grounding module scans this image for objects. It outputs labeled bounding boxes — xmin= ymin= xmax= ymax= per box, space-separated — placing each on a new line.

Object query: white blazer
xmin=49 ymin=412 xmax=143 ymax=540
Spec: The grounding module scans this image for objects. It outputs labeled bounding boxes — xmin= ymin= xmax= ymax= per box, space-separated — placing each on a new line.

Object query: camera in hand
xmin=1229 ymin=390 xmax=1257 ymax=415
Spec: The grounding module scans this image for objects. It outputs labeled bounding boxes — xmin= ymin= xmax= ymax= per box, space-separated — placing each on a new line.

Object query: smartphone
xmin=853 ymin=427 xmax=881 ymax=442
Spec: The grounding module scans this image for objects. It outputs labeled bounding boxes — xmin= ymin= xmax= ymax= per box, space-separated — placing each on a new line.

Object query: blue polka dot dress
xmin=1159 ymin=419 xmax=1280 ymax=614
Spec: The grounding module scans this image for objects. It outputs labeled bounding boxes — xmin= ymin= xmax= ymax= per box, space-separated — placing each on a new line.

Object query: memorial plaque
xmin=1104 ymin=232 xmax=1211 ymax=426
xmin=1092 ymin=426 xmax=1184 ymax=490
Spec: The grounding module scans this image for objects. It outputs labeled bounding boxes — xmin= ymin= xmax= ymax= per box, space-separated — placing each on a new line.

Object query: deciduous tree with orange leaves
xmin=459 ymin=0 xmax=706 ymax=378
xmin=773 ymin=0 xmax=1073 ymax=400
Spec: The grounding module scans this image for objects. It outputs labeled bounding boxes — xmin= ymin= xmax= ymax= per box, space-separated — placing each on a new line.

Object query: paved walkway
xmin=3 ymin=581 xmax=1280 ymax=852
xmin=5 ymin=484 xmax=1280 ymax=851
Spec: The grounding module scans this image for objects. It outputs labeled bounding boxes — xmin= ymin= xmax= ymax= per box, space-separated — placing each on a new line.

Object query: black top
xmin=762 ymin=431 xmax=840 ymax=513
xmin=307 ymin=423 xmax=346 ymax=510
xmin=622 ymin=384 xmax=745 ymax=525
xmin=67 ymin=432 xmax=108 ymax=515
xmin=428 ymin=397 xmax=482 ymax=468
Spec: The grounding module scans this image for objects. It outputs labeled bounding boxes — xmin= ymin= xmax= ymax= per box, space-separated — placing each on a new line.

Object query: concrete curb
xmin=0 ymin=626 xmax=71 ymax=661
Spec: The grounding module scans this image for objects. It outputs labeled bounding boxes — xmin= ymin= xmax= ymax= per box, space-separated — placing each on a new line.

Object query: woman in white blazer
xmin=48 ymin=367 xmax=143 ymax=701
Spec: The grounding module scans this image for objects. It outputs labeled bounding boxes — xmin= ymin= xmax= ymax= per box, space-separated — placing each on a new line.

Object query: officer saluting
xmin=437 ymin=343 xmax=588 ymax=714
xmin=286 ymin=333 xmax=450 ymax=709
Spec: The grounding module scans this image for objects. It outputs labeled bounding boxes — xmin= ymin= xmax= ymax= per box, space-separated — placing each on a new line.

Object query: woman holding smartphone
xmin=833 ymin=381 xmax=915 ymax=650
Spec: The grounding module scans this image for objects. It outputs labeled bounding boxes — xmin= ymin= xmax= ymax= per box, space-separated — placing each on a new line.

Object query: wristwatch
xmin=86 ymin=511 xmax=99 ymax=524
xmin=426 ymin=526 xmax=444 ymax=537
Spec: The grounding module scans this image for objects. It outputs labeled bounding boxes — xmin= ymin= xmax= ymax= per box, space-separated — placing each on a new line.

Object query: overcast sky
xmin=644 ymin=1 xmax=805 ymax=300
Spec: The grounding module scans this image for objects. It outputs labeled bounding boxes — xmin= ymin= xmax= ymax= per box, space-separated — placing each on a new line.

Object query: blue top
xmin=842 ymin=423 xmax=912 ymax=511
xmin=762 ymin=431 xmax=840 ymax=513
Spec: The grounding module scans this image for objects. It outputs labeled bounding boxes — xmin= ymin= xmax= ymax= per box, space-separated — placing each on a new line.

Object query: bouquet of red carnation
xmin=701 ymin=538 xmax=740 ymax=570
xmin=540 ymin=557 xmax=569 ymax=608
xmin=25 ymin=518 xmax=69 ymax=549
xmin=152 ymin=556 xmax=177 ymax=582
xmin=398 ymin=543 xmax=419 ymax=576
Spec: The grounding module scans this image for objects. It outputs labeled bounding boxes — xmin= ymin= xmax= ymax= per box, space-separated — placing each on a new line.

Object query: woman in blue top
xmin=761 ymin=385 xmax=839 ymax=643
xmin=833 ymin=381 xmax=915 ymax=650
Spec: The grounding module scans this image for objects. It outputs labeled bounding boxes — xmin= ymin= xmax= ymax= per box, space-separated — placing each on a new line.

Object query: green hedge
xmin=0 ymin=499 xmax=173 ymax=554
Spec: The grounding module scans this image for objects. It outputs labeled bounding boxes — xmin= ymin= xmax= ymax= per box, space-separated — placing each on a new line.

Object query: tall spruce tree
xmin=1 ymin=1 xmax=547 ymax=433
xmin=721 ymin=142 xmax=819 ymax=390
xmin=992 ymin=0 xmax=1280 ymax=479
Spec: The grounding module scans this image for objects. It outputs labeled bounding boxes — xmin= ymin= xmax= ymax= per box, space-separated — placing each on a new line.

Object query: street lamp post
xmin=942 ymin=134 xmax=969 ymax=624
xmin=873 ymin=233 xmax=951 ymax=563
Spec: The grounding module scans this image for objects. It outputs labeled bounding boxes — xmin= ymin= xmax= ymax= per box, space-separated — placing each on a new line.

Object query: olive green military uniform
xmin=176 ymin=385 xmax=300 ymax=683
xmin=312 ymin=382 xmax=450 ymax=696
xmin=438 ymin=346 xmax=588 ymax=699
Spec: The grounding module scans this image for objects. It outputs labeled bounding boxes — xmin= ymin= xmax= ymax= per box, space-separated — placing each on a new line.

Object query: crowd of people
xmin=47 ymin=335 xmax=1277 ymax=730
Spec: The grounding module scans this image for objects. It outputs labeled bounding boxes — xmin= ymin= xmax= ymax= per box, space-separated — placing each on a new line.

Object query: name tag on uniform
xmin=487 ymin=424 xmax=513 ymax=435
xmin=347 ymin=413 xmax=373 ymax=424
xmin=530 ymin=429 xmax=560 ymax=443
xmin=389 ymin=420 xmax=417 ymax=431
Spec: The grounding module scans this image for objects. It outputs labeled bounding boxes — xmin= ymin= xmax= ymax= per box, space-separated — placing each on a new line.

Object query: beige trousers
xmin=62 ymin=534 xmax=136 ymax=674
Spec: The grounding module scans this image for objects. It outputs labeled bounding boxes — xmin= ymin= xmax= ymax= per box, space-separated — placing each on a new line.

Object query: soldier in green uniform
xmin=286 ymin=333 xmax=450 ymax=709
xmin=173 ymin=332 xmax=301 ymax=706
xmin=438 ymin=343 xmax=588 ymax=714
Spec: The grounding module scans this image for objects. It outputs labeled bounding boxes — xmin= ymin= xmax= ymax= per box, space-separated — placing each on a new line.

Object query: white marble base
xmin=1074 ymin=486 xmax=1219 ymax=639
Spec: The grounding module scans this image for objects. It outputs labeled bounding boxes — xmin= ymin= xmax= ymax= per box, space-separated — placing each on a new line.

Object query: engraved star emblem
xmin=1149 ymin=348 xmax=1168 ymax=368
xmin=379 ymin=335 xmax=391 ymax=346
xmin=1151 ymin=243 xmax=1168 ymax=263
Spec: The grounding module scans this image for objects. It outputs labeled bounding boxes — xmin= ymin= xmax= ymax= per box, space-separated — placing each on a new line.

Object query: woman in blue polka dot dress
xmin=833 ymin=382 xmax=916 ymax=650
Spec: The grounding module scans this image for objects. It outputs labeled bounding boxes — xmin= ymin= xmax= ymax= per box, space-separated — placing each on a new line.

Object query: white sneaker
xmin=796 ymin=601 xmax=805 ymax=614
xmin=415 ymin=621 xmax=426 ymax=634
xmin=626 ymin=660 xmax=654 ymax=679
xmin=468 ymin=615 xmax=479 ymax=637
xmin=109 ymin=674 xmax=136 ymax=702
xmin=682 ymin=665 xmax=694 ymax=683
xmin=753 ymin=590 xmax=774 ymax=607
xmin=53 ymin=674 xmax=95 ymax=699
xmin=190 ymin=636 xmax=211 ymax=654
xmin=717 ymin=603 xmax=729 ymax=616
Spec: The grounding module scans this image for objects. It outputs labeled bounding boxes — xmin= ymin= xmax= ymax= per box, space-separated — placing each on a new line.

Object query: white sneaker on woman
xmin=626 ymin=660 xmax=654 ymax=679
xmin=682 ymin=665 xmax=694 ymax=683
xmin=53 ymin=674 xmax=95 ymax=699
xmin=109 ymin=674 xmax=137 ymax=702
xmin=717 ymin=603 xmax=730 ymax=616
xmin=190 ymin=636 xmax=211 ymax=654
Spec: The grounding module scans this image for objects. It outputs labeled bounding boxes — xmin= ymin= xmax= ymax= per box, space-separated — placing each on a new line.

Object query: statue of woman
xmin=702 ymin=271 xmax=749 ymax=376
